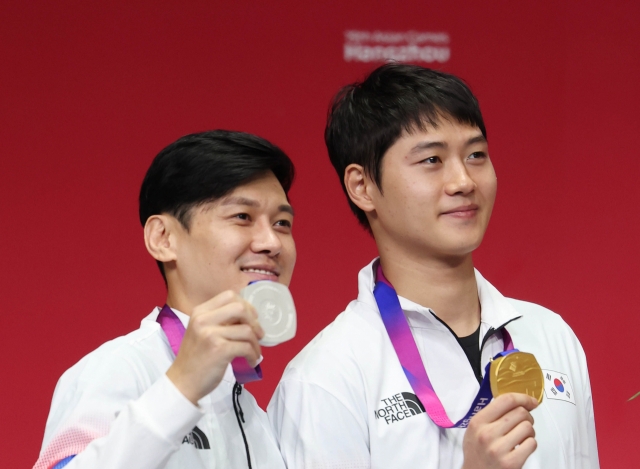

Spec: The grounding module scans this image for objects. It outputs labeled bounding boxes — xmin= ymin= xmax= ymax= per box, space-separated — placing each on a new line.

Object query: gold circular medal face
xmin=489 ymin=352 xmax=544 ymax=404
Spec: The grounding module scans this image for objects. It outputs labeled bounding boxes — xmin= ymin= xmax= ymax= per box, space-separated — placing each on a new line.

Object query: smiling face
xmin=167 ymin=172 xmax=296 ymax=308
xmin=365 ymin=118 xmax=497 ymax=261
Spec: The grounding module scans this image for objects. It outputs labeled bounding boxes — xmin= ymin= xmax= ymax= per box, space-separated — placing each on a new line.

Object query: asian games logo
xmin=344 ymin=30 xmax=450 ymax=64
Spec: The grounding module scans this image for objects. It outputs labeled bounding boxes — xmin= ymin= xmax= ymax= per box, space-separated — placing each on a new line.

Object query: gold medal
xmin=489 ymin=352 xmax=544 ymax=404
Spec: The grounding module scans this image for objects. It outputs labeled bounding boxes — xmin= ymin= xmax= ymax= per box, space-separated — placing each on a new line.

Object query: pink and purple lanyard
xmin=374 ymin=265 xmax=515 ymax=428
xmin=156 ymin=304 xmax=263 ymax=383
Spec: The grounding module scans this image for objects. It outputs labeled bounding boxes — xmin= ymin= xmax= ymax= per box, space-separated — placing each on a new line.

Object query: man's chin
xmin=429 ymin=238 xmax=484 ymax=261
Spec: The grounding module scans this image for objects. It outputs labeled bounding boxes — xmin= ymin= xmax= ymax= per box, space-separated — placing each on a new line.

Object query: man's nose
xmin=444 ymin=160 xmax=475 ymax=196
xmin=251 ymin=219 xmax=282 ymax=256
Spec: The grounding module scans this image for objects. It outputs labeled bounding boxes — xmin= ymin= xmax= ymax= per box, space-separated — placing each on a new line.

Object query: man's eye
xmin=468 ymin=151 xmax=487 ymax=159
xmin=275 ymin=220 xmax=292 ymax=228
xmin=421 ymin=156 xmax=441 ymax=164
xmin=235 ymin=213 xmax=250 ymax=221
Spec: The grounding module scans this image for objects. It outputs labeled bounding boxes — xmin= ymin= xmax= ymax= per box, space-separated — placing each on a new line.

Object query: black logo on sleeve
xmin=374 ymin=392 xmax=425 ymax=424
xmin=182 ymin=426 xmax=210 ymax=449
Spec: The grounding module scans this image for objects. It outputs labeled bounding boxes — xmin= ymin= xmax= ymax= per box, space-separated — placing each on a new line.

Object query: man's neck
xmin=378 ymin=249 xmax=480 ymax=337
xmin=165 ymin=285 xmax=196 ymax=317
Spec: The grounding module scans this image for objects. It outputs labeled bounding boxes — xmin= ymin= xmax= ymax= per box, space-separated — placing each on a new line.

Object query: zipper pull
xmin=234 ymin=382 xmax=245 ymax=423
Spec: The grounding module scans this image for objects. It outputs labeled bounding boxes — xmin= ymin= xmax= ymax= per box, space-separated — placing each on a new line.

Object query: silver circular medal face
xmin=240 ymin=281 xmax=297 ymax=347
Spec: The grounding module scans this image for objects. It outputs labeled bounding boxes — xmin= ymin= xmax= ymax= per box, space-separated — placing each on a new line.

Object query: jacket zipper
xmin=232 ymin=382 xmax=252 ymax=469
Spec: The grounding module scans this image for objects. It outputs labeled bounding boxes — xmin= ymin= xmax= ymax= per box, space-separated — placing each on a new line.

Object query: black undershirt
xmin=429 ymin=312 xmax=485 ymax=383
xmin=455 ymin=324 xmax=483 ymax=383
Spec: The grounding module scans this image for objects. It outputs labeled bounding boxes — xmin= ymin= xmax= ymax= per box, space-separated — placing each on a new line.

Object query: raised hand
xmin=461 ymin=393 xmax=539 ymax=469
xmin=165 ymin=290 xmax=264 ymax=404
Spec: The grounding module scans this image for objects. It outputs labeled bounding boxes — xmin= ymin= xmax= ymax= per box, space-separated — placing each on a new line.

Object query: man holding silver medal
xmin=269 ymin=64 xmax=599 ymax=469
xmin=34 ymin=130 xmax=297 ymax=469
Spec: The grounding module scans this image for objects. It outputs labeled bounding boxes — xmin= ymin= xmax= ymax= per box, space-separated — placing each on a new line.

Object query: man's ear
xmin=144 ymin=215 xmax=179 ymax=263
xmin=344 ymin=164 xmax=378 ymax=214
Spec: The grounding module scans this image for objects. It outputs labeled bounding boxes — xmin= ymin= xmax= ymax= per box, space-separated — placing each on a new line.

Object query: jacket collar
xmin=356 ymin=258 xmax=522 ymax=331
xmin=149 ymin=306 xmax=190 ymax=329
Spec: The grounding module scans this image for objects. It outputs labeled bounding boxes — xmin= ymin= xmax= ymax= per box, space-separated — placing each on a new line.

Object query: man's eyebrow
xmin=409 ymin=134 xmax=487 ymax=154
xmin=221 ymin=196 xmax=260 ymax=208
xmin=466 ymin=135 xmax=487 ymax=146
xmin=220 ymin=196 xmax=294 ymax=216
xmin=279 ymin=204 xmax=295 ymax=216
xmin=409 ymin=140 xmax=447 ymax=153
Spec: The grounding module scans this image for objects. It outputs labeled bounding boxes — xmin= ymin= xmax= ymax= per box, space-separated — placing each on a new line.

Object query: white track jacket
xmin=34 ymin=308 xmax=285 ymax=469
xmin=269 ymin=259 xmax=599 ymax=469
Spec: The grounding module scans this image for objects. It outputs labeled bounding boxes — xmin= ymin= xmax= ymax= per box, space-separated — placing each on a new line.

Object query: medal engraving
xmin=489 ymin=352 xmax=544 ymax=404
xmin=240 ymin=281 xmax=297 ymax=347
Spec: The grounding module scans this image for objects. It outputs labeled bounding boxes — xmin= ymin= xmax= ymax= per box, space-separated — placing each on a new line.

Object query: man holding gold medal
xmin=269 ymin=64 xmax=598 ymax=469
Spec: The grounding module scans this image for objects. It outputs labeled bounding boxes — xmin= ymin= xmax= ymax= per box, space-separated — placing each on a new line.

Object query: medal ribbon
xmin=156 ymin=304 xmax=263 ymax=384
xmin=374 ymin=264 xmax=513 ymax=428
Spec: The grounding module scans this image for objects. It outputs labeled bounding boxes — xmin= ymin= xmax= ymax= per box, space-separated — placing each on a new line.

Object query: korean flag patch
xmin=542 ymin=370 xmax=576 ymax=405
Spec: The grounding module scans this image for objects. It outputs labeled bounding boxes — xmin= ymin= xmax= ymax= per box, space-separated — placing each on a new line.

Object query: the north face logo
xmin=401 ymin=392 xmax=425 ymax=415
xmin=182 ymin=426 xmax=210 ymax=449
xmin=374 ymin=392 xmax=425 ymax=424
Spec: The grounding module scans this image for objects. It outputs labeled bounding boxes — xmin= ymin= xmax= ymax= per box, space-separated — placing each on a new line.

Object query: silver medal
xmin=240 ymin=281 xmax=297 ymax=346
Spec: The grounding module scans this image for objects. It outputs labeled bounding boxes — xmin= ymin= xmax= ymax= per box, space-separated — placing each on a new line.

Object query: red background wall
xmin=2 ymin=1 xmax=638 ymax=467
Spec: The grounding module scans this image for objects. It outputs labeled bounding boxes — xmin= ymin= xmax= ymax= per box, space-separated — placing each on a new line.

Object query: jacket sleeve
xmin=580 ymin=351 xmax=600 ymax=469
xmin=268 ymin=377 xmax=370 ymax=469
xmin=34 ymin=350 xmax=203 ymax=469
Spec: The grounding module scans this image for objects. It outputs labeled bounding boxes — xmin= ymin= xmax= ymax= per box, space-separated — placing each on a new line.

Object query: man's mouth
xmin=442 ymin=203 xmax=479 ymax=215
xmin=441 ymin=204 xmax=479 ymax=218
xmin=241 ymin=267 xmax=280 ymax=277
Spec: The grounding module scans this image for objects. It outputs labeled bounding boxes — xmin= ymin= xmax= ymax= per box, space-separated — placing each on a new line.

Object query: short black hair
xmin=325 ymin=63 xmax=486 ymax=231
xmin=139 ymin=129 xmax=295 ymax=279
